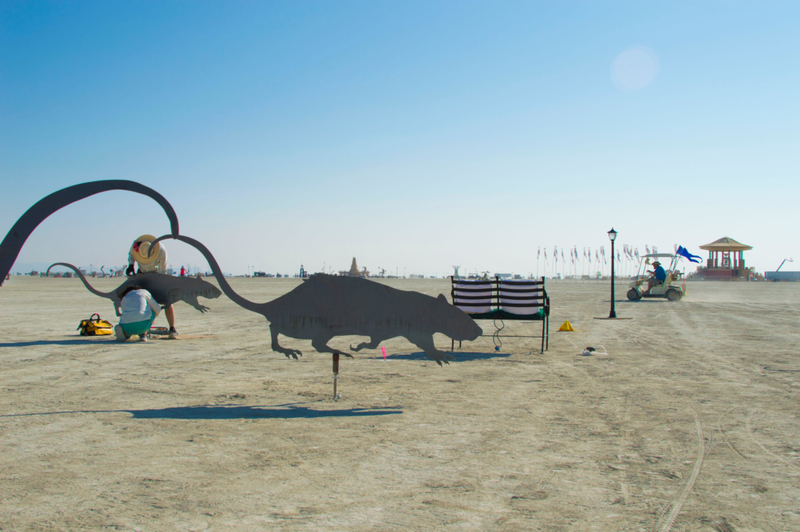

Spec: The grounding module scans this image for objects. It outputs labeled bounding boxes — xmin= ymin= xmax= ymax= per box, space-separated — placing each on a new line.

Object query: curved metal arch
xmin=0 ymin=180 xmax=180 ymax=284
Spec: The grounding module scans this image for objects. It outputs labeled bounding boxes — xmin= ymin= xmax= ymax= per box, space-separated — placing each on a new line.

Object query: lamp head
xmin=607 ymin=228 xmax=618 ymax=242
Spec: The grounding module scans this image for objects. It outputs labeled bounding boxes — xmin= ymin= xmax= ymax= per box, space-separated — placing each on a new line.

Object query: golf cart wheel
xmin=627 ymin=288 xmax=641 ymax=301
xmin=666 ymin=289 xmax=681 ymax=302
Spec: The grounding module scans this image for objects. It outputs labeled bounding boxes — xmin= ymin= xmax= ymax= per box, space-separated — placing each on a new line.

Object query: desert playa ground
xmin=1 ymin=276 xmax=798 ymax=531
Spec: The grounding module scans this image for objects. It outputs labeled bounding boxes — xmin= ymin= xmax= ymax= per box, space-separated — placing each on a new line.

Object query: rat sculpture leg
xmin=407 ymin=334 xmax=456 ymax=366
xmin=350 ymin=336 xmax=386 ymax=352
xmin=173 ymin=290 xmax=211 ymax=313
xmin=270 ymin=324 xmax=303 ymax=359
xmin=311 ymin=337 xmax=354 ymax=358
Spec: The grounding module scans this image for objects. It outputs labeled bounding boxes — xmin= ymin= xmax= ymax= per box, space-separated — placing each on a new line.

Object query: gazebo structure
xmin=698 ymin=237 xmax=753 ymax=280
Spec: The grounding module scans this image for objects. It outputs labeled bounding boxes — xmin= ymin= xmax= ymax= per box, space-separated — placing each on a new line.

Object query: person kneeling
xmin=115 ymin=285 xmax=161 ymax=342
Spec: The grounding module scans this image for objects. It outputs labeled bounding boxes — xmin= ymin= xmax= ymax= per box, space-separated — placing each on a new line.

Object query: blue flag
xmin=677 ymin=246 xmax=702 ymax=263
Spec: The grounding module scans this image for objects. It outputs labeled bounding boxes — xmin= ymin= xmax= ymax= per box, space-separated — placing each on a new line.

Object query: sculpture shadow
xmin=387 ymin=351 xmax=512 ymax=362
xmin=131 ymin=404 xmax=403 ymax=420
xmin=1 ymin=403 xmax=403 ymax=420
xmin=0 ymin=338 xmax=115 ymax=348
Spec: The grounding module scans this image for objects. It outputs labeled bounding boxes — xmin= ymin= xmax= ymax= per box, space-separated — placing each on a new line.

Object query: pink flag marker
xmin=381 ymin=346 xmax=387 ymax=361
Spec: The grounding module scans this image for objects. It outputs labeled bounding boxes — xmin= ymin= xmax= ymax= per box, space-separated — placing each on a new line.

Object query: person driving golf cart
xmin=627 ymin=253 xmax=685 ymax=301
xmin=647 ymin=261 xmax=667 ymax=292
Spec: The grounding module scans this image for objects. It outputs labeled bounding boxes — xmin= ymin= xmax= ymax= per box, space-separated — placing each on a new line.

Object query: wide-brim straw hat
xmin=130 ymin=234 xmax=161 ymax=265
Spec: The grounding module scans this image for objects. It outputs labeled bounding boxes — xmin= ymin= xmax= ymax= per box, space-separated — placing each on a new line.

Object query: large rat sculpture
xmin=46 ymin=262 xmax=221 ymax=316
xmin=151 ymin=234 xmax=482 ymax=365
xmin=0 ymin=180 xmax=180 ymax=285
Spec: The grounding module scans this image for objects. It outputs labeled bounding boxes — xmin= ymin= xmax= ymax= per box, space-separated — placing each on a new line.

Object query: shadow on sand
xmin=131 ymin=404 xmax=403 ymax=420
xmin=614 ymin=298 xmax=671 ymax=304
xmin=0 ymin=338 xmax=115 ymax=348
xmin=386 ymin=351 xmax=513 ymax=362
xmin=2 ymin=402 xmax=403 ymax=420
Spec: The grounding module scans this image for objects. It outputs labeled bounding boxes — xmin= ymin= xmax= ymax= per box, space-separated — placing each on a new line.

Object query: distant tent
xmin=699 ymin=236 xmax=753 ymax=252
xmin=698 ymin=236 xmax=752 ymax=278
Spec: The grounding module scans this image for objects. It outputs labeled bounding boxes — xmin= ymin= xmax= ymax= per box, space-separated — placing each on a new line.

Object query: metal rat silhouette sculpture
xmin=1 ymin=180 xmax=481 ymax=364
xmin=151 ymin=234 xmax=483 ymax=365
xmin=0 ymin=180 xmax=180 ymax=285
xmin=46 ymin=262 xmax=221 ymax=315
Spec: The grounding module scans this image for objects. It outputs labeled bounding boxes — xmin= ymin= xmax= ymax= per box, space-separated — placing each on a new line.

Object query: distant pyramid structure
xmin=340 ymin=257 xmax=369 ymax=277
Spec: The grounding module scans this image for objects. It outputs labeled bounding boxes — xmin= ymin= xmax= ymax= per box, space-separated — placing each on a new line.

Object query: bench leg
xmin=541 ymin=318 xmax=545 ymax=354
xmin=545 ymin=314 xmax=549 ymax=351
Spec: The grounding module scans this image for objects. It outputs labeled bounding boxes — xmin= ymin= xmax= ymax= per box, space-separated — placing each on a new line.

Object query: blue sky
xmin=2 ymin=1 xmax=798 ymax=276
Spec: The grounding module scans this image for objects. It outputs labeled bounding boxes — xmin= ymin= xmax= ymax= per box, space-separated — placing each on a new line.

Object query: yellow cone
xmin=558 ymin=320 xmax=576 ymax=332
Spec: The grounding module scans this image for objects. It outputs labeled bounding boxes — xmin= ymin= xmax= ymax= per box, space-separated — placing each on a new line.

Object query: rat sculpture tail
xmin=0 ymin=180 xmax=180 ymax=285
xmin=151 ymin=234 xmax=264 ymax=313
xmin=46 ymin=262 xmax=117 ymax=300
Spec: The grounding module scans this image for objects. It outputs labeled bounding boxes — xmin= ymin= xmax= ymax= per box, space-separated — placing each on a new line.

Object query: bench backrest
xmin=451 ymin=276 xmax=547 ymax=317
xmin=451 ymin=279 xmax=494 ymax=314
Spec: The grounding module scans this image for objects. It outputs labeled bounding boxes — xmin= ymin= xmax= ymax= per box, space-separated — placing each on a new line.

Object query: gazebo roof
xmin=699 ymin=236 xmax=753 ymax=252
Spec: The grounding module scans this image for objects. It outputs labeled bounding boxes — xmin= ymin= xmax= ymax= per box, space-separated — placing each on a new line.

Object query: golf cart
xmin=627 ymin=253 xmax=685 ymax=301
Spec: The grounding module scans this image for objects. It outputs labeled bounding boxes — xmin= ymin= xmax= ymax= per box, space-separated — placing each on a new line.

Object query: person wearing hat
xmin=126 ymin=235 xmax=178 ymax=339
xmin=646 ymin=260 xmax=667 ymax=292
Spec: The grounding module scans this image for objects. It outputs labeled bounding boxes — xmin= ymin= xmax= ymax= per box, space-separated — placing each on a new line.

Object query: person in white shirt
xmin=126 ymin=234 xmax=178 ymax=339
xmin=115 ymin=286 xmax=161 ymax=342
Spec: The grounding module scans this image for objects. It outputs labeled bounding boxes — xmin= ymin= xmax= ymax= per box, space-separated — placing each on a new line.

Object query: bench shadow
xmin=1 ymin=403 xmax=403 ymax=420
xmin=614 ymin=299 xmax=669 ymax=304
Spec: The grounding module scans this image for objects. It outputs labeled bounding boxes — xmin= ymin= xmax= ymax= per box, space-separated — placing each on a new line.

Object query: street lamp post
xmin=608 ymin=228 xmax=617 ymax=318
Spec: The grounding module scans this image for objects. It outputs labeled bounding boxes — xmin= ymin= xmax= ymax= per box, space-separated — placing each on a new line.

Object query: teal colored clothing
xmin=654 ymin=265 xmax=667 ymax=282
xmin=120 ymin=315 xmax=156 ymax=338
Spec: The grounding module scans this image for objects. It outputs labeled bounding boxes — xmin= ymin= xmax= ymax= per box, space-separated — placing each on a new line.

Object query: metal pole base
xmin=333 ymin=353 xmax=341 ymax=400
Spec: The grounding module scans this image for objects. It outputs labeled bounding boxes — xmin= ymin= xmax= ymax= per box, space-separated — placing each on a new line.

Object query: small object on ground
xmin=77 ymin=313 xmax=114 ymax=336
xmin=381 ymin=346 xmax=386 ymax=361
xmin=558 ymin=320 xmax=576 ymax=332
xmin=579 ymin=345 xmax=608 ymax=356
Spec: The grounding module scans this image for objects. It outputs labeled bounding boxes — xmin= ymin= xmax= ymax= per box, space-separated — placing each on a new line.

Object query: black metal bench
xmin=450 ymin=276 xmax=550 ymax=353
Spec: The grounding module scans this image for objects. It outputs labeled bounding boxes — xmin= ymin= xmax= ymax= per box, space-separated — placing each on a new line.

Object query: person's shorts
xmin=120 ymin=315 xmax=157 ymax=338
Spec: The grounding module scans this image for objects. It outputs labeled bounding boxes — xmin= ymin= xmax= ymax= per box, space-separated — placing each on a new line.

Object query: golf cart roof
xmin=642 ymin=253 xmax=676 ymax=259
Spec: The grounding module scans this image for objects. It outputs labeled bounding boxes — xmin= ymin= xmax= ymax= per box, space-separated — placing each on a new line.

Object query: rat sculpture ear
xmin=438 ymin=294 xmax=448 ymax=303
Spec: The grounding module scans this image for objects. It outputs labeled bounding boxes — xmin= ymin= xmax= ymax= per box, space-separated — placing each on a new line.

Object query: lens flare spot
xmin=612 ymin=46 xmax=659 ymax=91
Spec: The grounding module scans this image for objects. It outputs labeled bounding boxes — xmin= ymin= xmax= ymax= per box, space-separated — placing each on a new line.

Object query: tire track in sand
xmin=653 ymin=402 xmax=707 ymax=532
